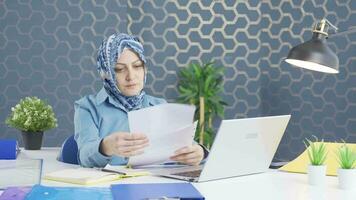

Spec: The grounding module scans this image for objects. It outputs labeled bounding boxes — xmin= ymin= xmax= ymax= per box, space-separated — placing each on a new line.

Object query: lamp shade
xmin=285 ymin=33 xmax=339 ymax=74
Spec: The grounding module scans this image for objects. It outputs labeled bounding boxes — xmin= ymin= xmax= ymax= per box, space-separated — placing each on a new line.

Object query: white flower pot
xmin=338 ymin=168 xmax=356 ymax=190
xmin=307 ymin=165 xmax=326 ymax=186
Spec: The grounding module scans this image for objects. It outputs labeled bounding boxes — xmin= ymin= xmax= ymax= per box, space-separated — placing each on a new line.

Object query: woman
xmin=74 ymin=33 xmax=206 ymax=168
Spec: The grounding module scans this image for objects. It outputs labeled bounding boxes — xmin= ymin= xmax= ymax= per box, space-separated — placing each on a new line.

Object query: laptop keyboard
xmin=172 ymin=170 xmax=202 ymax=178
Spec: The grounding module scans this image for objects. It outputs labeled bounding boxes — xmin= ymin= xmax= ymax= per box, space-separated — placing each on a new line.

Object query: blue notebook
xmin=25 ymin=184 xmax=113 ymax=200
xmin=0 ymin=139 xmax=18 ymax=159
xmin=111 ymin=183 xmax=205 ymax=200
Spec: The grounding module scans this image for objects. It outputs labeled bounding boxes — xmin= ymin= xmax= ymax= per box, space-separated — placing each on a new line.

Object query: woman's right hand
xmin=100 ymin=132 xmax=149 ymax=157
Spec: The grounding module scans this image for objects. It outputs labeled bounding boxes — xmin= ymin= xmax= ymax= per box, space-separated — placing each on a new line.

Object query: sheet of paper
xmin=0 ymin=159 xmax=42 ymax=189
xmin=128 ymin=103 xmax=195 ymax=135
xmin=127 ymin=103 xmax=197 ymax=166
xmin=43 ymin=168 xmax=121 ymax=185
xmin=44 ymin=168 xmax=115 ymax=180
xmin=129 ymin=121 xmax=197 ymax=166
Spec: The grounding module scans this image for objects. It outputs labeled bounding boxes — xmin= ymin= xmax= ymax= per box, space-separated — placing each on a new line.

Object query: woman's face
xmin=115 ymin=49 xmax=145 ymax=96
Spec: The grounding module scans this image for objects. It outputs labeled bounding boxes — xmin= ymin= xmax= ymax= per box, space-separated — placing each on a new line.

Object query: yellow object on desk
xmin=44 ymin=168 xmax=149 ymax=185
xmin=279 ymin=142 xmax=356 ymax=176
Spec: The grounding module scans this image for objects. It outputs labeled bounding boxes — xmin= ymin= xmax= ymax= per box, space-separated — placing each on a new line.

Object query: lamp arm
xmin=330 ymin=27 xmax=356 ymax=37
xmin=322 ymin=18 xmax=356 ymax=37
xmin=323 ymin=18 xmax=338 ymax=31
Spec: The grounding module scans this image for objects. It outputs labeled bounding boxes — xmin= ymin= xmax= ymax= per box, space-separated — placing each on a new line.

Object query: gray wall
xmin=1 ymin=0 xmax=355 ymax=162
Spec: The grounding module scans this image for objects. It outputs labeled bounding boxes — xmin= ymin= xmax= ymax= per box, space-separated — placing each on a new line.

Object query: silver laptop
xmin=151 ymin=115 xmax=291 ymax=182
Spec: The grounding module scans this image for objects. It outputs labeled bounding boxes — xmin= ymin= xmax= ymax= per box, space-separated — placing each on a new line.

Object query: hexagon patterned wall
xmin=0 ymin=0 xmax=355 ymax=161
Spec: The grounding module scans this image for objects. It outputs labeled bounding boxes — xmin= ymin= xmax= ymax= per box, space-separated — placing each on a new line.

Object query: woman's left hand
xmin=170 ymin=144 xmax=204 ymax=166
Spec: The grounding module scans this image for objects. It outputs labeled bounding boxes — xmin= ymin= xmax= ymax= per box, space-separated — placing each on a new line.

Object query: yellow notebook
xmin=279 ymin=142 xmax=356 ymax=176
xmin=44 ymin=168 xmax=122 ymax=185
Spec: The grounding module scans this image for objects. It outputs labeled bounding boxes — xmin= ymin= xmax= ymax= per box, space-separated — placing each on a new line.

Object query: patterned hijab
xmin=96 ymin=33 xmax=147 ymax=112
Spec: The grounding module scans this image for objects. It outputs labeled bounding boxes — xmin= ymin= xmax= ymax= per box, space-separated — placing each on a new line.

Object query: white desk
xmin=11 ymin=148 xmax=356 ymax=200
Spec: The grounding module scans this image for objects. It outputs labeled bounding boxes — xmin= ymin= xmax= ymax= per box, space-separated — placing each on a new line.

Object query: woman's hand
xmin=170 ymin=144 xmax=204 ymax=166
xmin=100 ymin=132 xmax=149 ymax=157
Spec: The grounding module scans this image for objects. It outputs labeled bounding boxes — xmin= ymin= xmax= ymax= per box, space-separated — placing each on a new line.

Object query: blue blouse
xmin=74 ymin=87 xmax=166 ymax=168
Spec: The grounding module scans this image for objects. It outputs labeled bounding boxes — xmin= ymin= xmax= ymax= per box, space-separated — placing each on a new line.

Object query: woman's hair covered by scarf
xmin=96 ymin=33 xmax=147 ymax=112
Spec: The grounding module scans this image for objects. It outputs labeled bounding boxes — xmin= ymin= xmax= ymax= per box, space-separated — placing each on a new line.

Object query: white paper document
xmin=128 ymin=103 xmax=197 ymax=166
xmin=0 ymin=159 xmax=42 ymax=188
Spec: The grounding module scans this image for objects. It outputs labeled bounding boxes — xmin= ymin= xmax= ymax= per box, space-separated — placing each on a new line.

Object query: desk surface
xmin=8 ymin=148 xmax=356 ymax=200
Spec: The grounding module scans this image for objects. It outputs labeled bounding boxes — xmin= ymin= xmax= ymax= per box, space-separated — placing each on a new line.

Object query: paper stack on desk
xmin=0 ymin=159 xmax=42 ymax=188
xmin=44 ymin=167 xmax=151 ymax=185
xmin=44 ymin=168 xmax=121 ymax=185
xmin=128 ymin=103 xmax=197 ymax=166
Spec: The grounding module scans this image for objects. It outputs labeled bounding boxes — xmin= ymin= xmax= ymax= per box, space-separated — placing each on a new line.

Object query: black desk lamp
xmin=285 ymin=18 xmax=356 ymax=73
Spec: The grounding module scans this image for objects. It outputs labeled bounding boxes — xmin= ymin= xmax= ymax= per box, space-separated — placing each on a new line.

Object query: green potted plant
xmin=304 ymin=137 xmax=328 ymax=186
xmin=6 ymin=97 xmax=58 ymax=150
xmin=336 ymin=143 xmax=356 ymax=190
xmin=177 ymin=61 xmax=227 ymax=148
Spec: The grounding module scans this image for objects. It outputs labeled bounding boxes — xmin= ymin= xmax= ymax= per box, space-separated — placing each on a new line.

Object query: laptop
xmin=151 ymin=115 xmax=291 ymax=182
